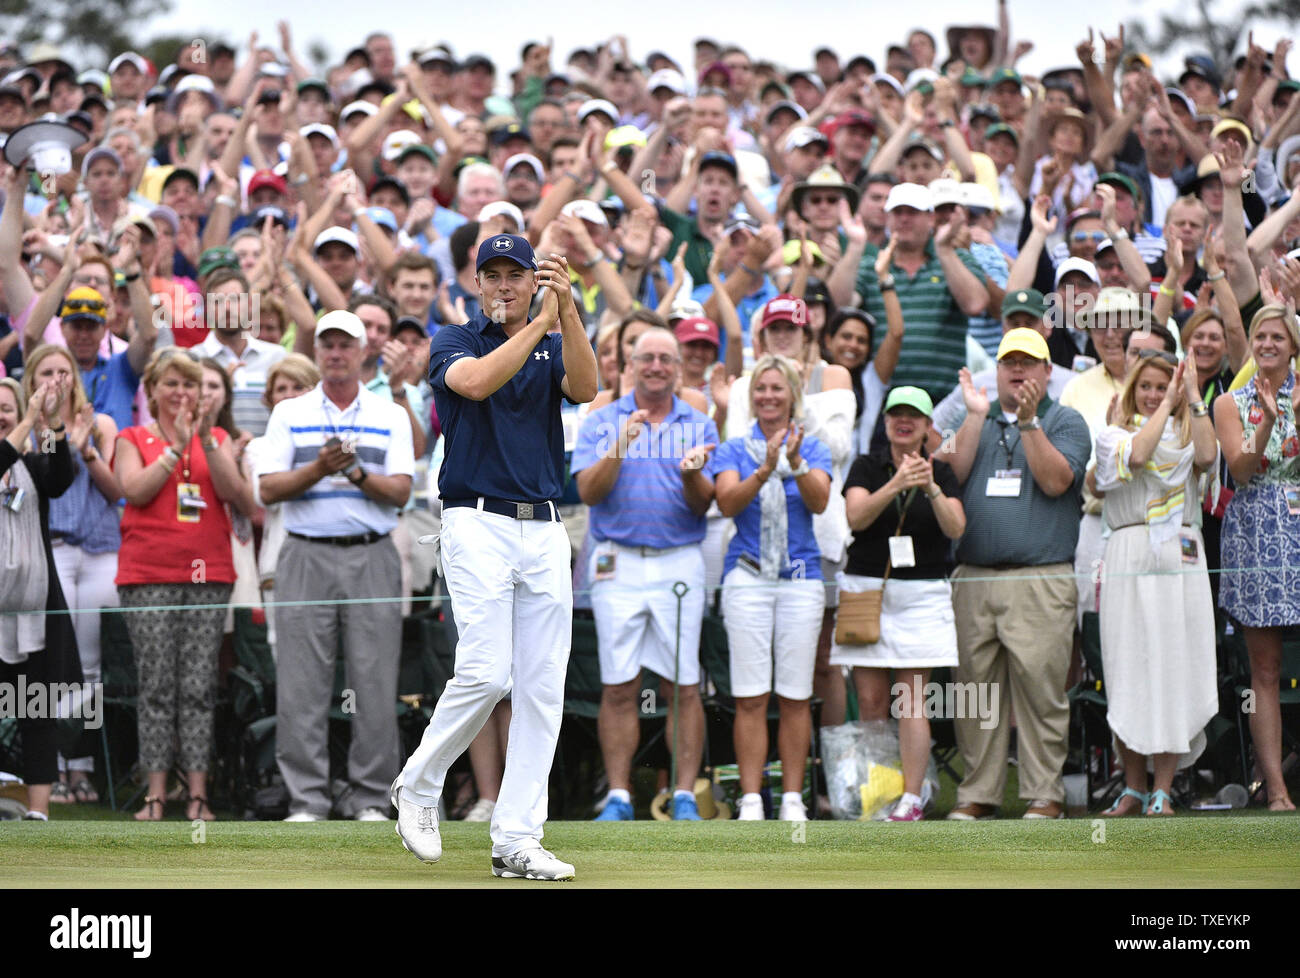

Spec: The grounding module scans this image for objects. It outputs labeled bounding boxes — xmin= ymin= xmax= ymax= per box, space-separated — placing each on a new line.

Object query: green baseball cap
xmin=1001 ymin=288 xmax=1047 ymax=320
xmin=1097 ymin=171 xmax=1141 ymax=203
xmin=988 ymin=67 xmax=1023 ymax=89
xmin=884 ymin=386 xmax=935 ymax=418
xmin=960 ymin=67 xmax=988 ymax=88
xmin=197 ymin=246 xmax=239 ymax=279
xmin=984 ymin=122 xmax=1019 ymax=145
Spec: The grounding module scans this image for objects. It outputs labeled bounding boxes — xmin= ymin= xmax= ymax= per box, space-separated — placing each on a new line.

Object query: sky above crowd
xmin=150 ymin=0 xmax=1287 ymax=86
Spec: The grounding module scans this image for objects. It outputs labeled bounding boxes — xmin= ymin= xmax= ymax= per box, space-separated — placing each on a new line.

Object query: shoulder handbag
xmin=834 ymin=488 xmax=917 ymax=646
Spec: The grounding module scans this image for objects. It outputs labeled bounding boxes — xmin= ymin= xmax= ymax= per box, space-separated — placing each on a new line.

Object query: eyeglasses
xmin=632 ymin=353 xmax=680 ymax=365
xmin=1134 ymin=348 xmax=1178 ymax=365
xmin=806 ymin=194 xmax=842 ymax=206
xmin=1071 ymin=230 xmax=1108 ymax=243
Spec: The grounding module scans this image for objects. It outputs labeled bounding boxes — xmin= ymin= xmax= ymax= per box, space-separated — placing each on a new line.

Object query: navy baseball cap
xmin=476 ymin=233 xmax=539 ymax=272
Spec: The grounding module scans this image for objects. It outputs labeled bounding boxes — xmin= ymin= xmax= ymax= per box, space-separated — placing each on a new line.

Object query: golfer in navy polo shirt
xmin=392 ymin=233 xmax=597 ymax=881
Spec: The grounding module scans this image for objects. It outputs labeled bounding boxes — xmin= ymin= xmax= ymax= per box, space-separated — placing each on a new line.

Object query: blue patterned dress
xmin=1219 ymin=372 xmax=1300 ymax=627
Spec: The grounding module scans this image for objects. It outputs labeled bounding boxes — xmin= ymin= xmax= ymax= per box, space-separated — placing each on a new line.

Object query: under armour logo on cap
xmin=492 ymin=236 xmax=513 ymax=251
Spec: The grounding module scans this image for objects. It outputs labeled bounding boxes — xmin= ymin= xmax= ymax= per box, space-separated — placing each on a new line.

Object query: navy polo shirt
xmin=81 ymin=352 xmax=140 ymax=432
xmin=427 ymin=312 xmax=569 ymax=502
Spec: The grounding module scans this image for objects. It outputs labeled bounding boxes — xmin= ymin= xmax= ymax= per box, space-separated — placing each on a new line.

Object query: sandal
xmin=1101 ymin=787 xmax=1148 ymax=817
xmin=186 ymin=795 xmax=216 ymax=822
xmin=49 ymin=780 xmax=73 ymax=804
xmin=69 ymin=778 xmax=99 ymax=804
xmin=134 ymin=796 xmax=165 ymax=821
xmin=1145 ymin=789 xmax=1175 ymax=816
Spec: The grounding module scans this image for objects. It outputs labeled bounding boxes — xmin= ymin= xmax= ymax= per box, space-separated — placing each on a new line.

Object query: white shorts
xmin=829 ymin=573 xmax=959 ymax=669
xmin=720 ymin=566 xmax=825 ymax=699
xmin=590 ymin=543 xmax=705 ymax=686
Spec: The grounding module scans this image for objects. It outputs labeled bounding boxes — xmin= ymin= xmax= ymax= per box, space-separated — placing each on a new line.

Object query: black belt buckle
xmin=516 ymin=502 xmax=534 ymax=520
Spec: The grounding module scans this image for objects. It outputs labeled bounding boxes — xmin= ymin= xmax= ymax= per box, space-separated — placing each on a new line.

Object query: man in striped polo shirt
xmin=572 ymin=327 xmax=718 ymax=822
xmin=854 ymin=182 xmax=989 ymax=402
xmin=256 ymin=309 xmax=414 ymax=822
xmin=196 ymin=267 xmax=286 ymax=436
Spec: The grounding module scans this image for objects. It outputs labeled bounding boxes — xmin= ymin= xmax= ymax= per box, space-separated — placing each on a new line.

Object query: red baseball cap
xmin=760 ymin=294 xmax=809 ymax=330
xmin=674 ymin=317 xmax=720 ymax=348
xmin=832 ymin=109 xmax=876 ymax=135
xmin=247 ymin=169 xmax=288 ymax=196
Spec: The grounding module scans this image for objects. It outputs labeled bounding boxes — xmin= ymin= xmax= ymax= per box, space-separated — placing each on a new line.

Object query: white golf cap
xmin=884 ymin=182 xmax=934 ymax=212
xmin=316 ymin=309 xmax=365 ymax=340
xmin=871 ymin=73 xmax=905 ymax=97
xmin=647 ymin=69 xmax=687 ymax=95
xmin=503 ymin=152 xmax=545 ymax=183
xmin=960 ymin=182 xmax=998 ymax=211
xmin=577 ymin=98 xmax=618 ymax=125
xmin=108 ymin=52 xmax=150 ymax=75
xmin=927 ymin=178 xmax=964 ymax=207
xmin=300 ymin=123 xmax=339 ymax=146
xmin=477 ymin=200 xmax=526 ymax=230
xmin=561 ymin=198 xmax=609 ymax=228
xmin=783 ymin=125 xmax=829 ymax=152
xmin=340 ymin=99 xmax=378 ymax=120
xmin=313 ymin=226 xmax=360 ymax=253
xmin=904 ymin=68 xmax=940 ymax=93
xmin=382 ymin=128 xmax=422 ymax=161
xmin=1055 ymin=256 xmax=1100 ymax=287
xmin=668 ymin=298 xmax=706 ymax=321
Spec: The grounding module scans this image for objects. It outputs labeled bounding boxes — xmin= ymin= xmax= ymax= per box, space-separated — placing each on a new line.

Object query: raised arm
xmin=1006 ymin=194 xmax=1055 ymax=291
xmin=0 ymin=164 xmax=36 ymax=322
xmin=934 ymin=368 xmax=989 ymax=484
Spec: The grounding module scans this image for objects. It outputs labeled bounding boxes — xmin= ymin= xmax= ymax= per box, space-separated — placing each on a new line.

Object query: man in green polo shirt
xmin=936 ymin=327 xmax=1092 ymax=822
xmin=851 ymin=182 xmax=989 ymax=401
xmin=658 ymin=150 xmax=742 ymax=285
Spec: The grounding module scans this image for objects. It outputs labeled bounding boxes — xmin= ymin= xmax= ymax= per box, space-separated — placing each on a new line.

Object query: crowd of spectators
xmin=1 ymin=7 xmax=1298 ymax=822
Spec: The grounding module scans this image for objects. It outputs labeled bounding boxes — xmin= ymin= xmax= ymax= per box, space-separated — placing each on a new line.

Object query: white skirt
xmin=830 ymin=573 xmax=959 ymax=669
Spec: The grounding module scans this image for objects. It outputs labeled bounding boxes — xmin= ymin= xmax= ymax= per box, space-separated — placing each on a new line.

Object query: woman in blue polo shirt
xmin=711 ymin=354 xmax=831 ymax=822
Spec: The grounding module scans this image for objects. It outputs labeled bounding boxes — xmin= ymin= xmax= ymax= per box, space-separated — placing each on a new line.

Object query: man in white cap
xmin=257 ymin=309 xmax=415 ymax=822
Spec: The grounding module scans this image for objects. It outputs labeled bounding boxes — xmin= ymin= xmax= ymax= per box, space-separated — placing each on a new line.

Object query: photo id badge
xmin=177 ymin=482 xmax=206 ymax=523
xmin=1180 ymin=533 xmax=1199 ymax=564
xmin=986 ymin=469 xmax=1023 ymax=497
xmin=1286 ymin=487 xmax=1300 ymax=516
xmin=888 ymin=534 xmax=916 ymax=568
xmin=594 ymin=546 xmax=617 ymax=581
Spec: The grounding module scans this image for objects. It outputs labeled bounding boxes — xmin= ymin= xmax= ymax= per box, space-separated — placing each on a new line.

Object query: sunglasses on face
xmin=62 ymin=297 xmax=106 ymax=314
xmin=1071 ymin=230 xmax=1108 ymax=243
xmin=806 ymin=194 xmax=841 ymax=206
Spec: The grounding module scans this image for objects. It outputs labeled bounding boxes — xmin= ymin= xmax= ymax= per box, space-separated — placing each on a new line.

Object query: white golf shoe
xmin=491 ymin=846 xmax=575 ymax=881
xmin=391 ymin=777 xmax=441 ymax=863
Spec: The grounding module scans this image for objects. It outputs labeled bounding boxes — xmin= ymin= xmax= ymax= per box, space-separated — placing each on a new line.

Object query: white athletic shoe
xmin=355 ymin=806 xmax=390 ymax=822
xmin=463 ymin=798 xmax=495 ymax=822
xmin=778 ymin=796 xmax=808 ymax=822
xmin=391 ymin=777 xmax=441 ymax=863
xmin=283 ymin=812 xmax=325 ymax=822
xmin=491 ymin=846 xmax=575 ymax=880
xmin=736 ymin=795 xmax=765 ymax=821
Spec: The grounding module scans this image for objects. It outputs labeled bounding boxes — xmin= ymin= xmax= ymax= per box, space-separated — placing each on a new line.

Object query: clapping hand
xmin=784 ymin=422 xmax=804 ymax=468
xmin=621 ymin=408 xmax=649 ymax=453
xmin=1162 ymin=359 xmax=1188 ymax=412
xmin=1014 ymin=376 xmax=1043 ymax=423
xmin=959 ymin=367 xmax=991 ymax=416
xmin=892 ymin=451 xmax=931 ymax=492
xmin=680 ymin=442 xmax=715 ymax=473
xmin=68 ymin=404 xmax=95 ymax=455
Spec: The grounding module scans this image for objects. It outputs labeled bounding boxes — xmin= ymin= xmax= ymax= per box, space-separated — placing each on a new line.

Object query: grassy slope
xmin=3 ymin=818 xmax=1298 ymax=889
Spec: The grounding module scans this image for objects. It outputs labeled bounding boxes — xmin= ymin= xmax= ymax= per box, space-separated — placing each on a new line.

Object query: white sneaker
xmin=491 ymin=846 xmax=575 ymax=880
xmin=736 ymin=795 xmax=765 ymax=821
xmin=355 ymin=806 xmax=390 ymax=822
xmin=283 ymin=812 xmax=325 ymax=822
xmin=463 ymin=798 xmax=495 ymax=822
xmin=779 ymin=796 xmax=808 ymax=822
xmin=391 ymin=778 xmax=441 ymax=863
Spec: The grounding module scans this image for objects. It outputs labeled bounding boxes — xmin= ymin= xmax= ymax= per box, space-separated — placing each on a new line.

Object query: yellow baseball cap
xmin=997 ymin=327 xmax=1050 ymax=362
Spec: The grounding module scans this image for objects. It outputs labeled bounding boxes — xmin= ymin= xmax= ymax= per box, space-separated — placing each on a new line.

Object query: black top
xmin=843 ymin=447 xmax=960 ymax=580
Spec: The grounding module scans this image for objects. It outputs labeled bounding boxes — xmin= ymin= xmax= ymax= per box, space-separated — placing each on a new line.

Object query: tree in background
xmin=1127 ymin=0 xmax=1300 ymax=72
xmin=0 ymin=0 xmax=174 ymax=63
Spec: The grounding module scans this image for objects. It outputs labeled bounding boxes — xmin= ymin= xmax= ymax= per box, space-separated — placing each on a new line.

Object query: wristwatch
xmin=349 ymin=467 xmax=369 ymax=486
xmin=1111 ymin=228 xmax=1129 ymax=240
xmin=790 ymin=459 xmax=811 ymax=477
xmin=1191 ymin=401 xmax=1209 ymax=417
xmin=1018 ymin=416 xmax=1042 ymax=432
xmin=879 ymin=274 xmax=896 ymax=291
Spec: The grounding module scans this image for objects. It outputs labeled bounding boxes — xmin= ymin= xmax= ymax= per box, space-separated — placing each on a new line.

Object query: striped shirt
xmin=198 ymin=332 xmax=287 ymax=437
xmin=572 ymin=393 xmax=718 ymax=549
xmin=48 ymin=452 xmax=121 ymax=554
xmin=855 ymin=239 xmax=987 ymax=402
xmin=254 ymin=383 xmax=415 ymax=537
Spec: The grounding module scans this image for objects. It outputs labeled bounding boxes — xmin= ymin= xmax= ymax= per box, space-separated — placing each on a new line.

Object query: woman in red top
xmin=113 ymin=349 xmax=242 ymax=821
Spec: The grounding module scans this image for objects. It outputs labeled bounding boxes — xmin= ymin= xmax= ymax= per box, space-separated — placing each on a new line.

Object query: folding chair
xmin=1067 ymin=612 xmax=1121 ymax=808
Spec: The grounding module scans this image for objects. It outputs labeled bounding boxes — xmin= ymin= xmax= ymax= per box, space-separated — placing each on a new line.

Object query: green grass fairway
xmin=3 ymin=817 xmax=1299 ymax=888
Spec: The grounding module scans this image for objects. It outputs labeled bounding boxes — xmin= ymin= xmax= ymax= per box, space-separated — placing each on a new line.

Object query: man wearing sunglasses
xmin=572 ymin=326 xmax=717 ymax=822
